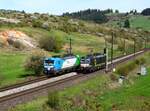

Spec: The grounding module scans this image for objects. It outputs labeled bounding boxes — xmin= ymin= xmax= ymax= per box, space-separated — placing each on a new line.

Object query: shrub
xmin=13 ymin=41 xmax=25 ymax=49
xmin=116 ymin=57 xmax=146 ymax=76
xmin=32 ymin=20 xmax=42 ymax=28
xmin=110 ymin=74 xmax=118 ymax=81
xmin=24 ymin=50 xmax=49 ymax=76
xmin=39 ymin=32 xmax=64 ymax=52
xmin=47 ymin=91 xmax=59 ymax=109
xmin=135 ymin=57 xmax=146 ymax=65
xmin=124 ymin=19 xmax=130 ymax=28
xmin=118 ymin=42 xmax=124 ymax=51
xmin=7 ymin=39 xmax=25 ymax=49
xmin=116 ymin=61 xmax=137 ymax=76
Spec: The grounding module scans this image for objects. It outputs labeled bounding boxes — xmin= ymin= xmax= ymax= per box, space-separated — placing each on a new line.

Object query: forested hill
xmin=62 ymin=9 xmax=108 ymax=23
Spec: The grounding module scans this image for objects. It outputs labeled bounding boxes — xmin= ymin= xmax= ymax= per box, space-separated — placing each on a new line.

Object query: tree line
xmin=62 ymin=9 xmax=108 ymax=23
xmin=141 ymin=8 xmax=150 ymax=16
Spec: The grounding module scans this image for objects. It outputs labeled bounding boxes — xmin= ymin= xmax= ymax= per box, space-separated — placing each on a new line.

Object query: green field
xmin=107 ymin=15 xmax=150 ymax=31
xmin=130 ymin=16 xmax=150 ymax=31
xmin=9 ymin=52 xmax=150 ymax=111
xmin=100 ymin=68 xmax=150 ymax=111
xmin=0 ymin=51 xmax=27 ymax=87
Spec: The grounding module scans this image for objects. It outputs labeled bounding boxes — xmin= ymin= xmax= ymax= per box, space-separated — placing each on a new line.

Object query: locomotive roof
xmin=45 ymin=55 xmax=76 ymax=61
xmin=63 ymin=55 xmax=76 ymax=59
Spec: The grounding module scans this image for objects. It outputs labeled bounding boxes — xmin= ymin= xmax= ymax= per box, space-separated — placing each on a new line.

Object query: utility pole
xmin=145 ymin=38 xmax=147 ymax=49
xmin=69 ymin=37 xmax=72 ymax=55
xmin=124 ymin=39 xmax=126 ymax=55
xmin=111 ymin=32 xmax=114 ymax=69
xmin=134 ymin=39 xmax=136 ymax=57
xmin=104 ymin=38 xmax=108 ymax=72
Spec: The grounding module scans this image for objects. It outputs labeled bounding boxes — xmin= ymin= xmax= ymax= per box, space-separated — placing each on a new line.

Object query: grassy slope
xmin=0 ymin=51 xmax=27 ymax=87
xmin=100 ymin=68 xmax=150 ymax=111
xmin=106 ymin=15 xmax=150 ymax=31
xmin=130 ymin=15 xmax=150 ymax=30
xmin=9 ymin=52 xmax=150 ymax=111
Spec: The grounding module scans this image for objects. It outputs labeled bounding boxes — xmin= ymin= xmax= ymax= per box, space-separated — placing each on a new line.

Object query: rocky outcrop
xmin=0 ymin=30 xmax=37 ymax=49
xmin=0 ymin=17 xmax=20 ymax=24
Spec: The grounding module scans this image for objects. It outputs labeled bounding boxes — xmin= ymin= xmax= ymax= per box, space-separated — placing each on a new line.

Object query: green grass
xmin=0 ymin=51 xmax=27 ymax=87
xmin=99 ymin=68 xmax=150 ymax=111
xmin=9 ymin=52 xmax=150 ymax=111
xmin=107 ymin=15 xmax=150 ymax=31
xmin=9 ymin=74 xmax=110 ymax=111
xmin=130 ymin=15 xmax=150 ymax=31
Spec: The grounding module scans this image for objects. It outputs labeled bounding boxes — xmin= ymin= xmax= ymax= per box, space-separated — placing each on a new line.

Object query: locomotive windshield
xmin=44 ymin=60 xmax=54 ymax=66
xmin=81 ymin=57 xmax=90 ymax=64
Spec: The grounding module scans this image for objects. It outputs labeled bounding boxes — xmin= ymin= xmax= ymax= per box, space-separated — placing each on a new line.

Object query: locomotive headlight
xmin=47 ymin=67 xmax=51 ymax=71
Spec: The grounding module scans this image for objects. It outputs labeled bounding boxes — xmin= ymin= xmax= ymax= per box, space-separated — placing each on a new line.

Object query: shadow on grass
xmin=18 ymin=73 xmax=37 ymax=78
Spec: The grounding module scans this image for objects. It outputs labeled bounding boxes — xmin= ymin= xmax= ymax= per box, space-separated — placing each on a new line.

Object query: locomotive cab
xmin=44 ymin=58 xmax=63 ymax=75
xmin=80 ymin=53 xmax=106 ymax=72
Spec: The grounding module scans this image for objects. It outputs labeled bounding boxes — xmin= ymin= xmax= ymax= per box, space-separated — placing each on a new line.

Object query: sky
xmin=0 ymin=0 xmax=149 ymax=15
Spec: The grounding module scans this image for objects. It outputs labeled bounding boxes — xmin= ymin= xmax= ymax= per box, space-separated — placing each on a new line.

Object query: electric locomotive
xmin=80 ymin=53 xmax=106 ymax=73
xmin=44 ymin=54 xmax=81 ymax=75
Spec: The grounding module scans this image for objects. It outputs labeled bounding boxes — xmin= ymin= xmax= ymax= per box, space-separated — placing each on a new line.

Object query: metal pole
xmin=124 ymin=39 xmax=126 ymax=55
xmin=104 ymin=47 xmax=108 ymax=72
xmin=104 ymin=37 xmax=108 ymax=72
xmin=111 ymin=32 xmax=114 ymax=69
xmin=69 ymin=37 xmax=72 ymax=55
xmin=145 ymin=38 xmax=147 ymax=49
xmin=134 ymin=39 xmax=136 ymax=56
xmin=105 ymin=48 xmax=108 ymax=72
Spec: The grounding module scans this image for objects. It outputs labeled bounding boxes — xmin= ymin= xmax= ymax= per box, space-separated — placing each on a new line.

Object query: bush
xmin=124 ymin=19 xmax=130 ymax=28
xmin=47 ymin=91 xmax=59 ymax=109
xmin=39 ymin=32 xmax=64 ymax=52
xmin=13 ymin=41 xmax=25 ymax=49
xmin=7 ymin=39 xmax=25 ymax=49
xmin=32 ymin=20 xmax=42 ymax=28
xmin=135 ymin=57 xmax=146 ymax=65
xmin=24 ymin=50 xmax=48 ymax=75
xmin=116 ymin=57 xmax=146 ymax=76
xmin=110 ymin=74 xmax=118 ymax=81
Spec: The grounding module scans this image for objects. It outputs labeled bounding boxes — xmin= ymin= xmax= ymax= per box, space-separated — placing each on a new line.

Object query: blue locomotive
xmin=44 ymin=55 xmax=81 ymax=75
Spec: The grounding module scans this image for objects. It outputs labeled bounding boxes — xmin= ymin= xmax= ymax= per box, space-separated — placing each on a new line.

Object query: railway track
xmin=0 ymin=73 xmax=83 ymax=102
xmin=0 ymin=49 xmax=149 ymax=111
xmin=0 ymin=76 xmax=47 ymax=92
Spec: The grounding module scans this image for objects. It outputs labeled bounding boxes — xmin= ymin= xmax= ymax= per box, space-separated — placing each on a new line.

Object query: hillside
xmin=106 ymin=15 xmax=150 ymax=31
xmin=0 ymin=9 xmax=150 ymax=87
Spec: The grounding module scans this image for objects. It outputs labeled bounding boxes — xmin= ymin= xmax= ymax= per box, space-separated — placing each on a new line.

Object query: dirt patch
xmin=108 ymin=82 xmax=121 ymax=89
xmin=0 ymin=30 xmax=37 ymax=49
